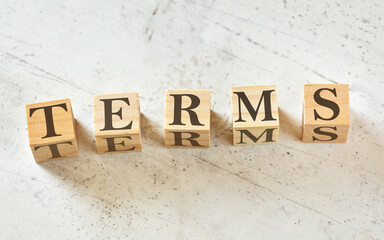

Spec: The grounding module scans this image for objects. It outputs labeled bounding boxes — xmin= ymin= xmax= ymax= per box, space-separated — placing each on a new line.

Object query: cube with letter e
xmin=26 ymin=98 xmax=79 ymax=162
xmin=94 ymin=92 xmax=142 ymax=153
xmin=164 ymin=90 xmax=210 ymax=148
xmin=302 ymin=84 xmax=350 ymax=143
xmin=231 ymin=85 xmax=279 ymax=145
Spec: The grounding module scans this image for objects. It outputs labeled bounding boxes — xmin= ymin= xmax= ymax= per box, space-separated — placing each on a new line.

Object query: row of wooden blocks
xmin=26 ymin=84 xmax=350 ymax=162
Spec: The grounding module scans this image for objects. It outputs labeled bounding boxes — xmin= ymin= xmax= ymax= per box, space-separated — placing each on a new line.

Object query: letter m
xmin=233 ymin=90 xmax=276 ymax=122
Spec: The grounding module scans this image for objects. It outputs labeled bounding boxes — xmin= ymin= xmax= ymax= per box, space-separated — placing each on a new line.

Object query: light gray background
xmin=1 ymin=0 xmax=383 ymax=239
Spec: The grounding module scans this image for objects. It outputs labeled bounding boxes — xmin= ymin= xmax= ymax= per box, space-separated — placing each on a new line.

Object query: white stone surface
xmin=1 ymin=0 xmax=384 ymax=239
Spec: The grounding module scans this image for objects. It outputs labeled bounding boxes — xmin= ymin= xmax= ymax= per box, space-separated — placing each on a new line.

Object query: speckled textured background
xmin=1 ymin=0 xmax=383 ymax=239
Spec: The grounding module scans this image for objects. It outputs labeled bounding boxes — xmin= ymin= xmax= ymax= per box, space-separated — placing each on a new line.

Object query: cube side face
xmin=233 ymin=127 xmax=279 ymax=146
xmin=26 ymin=98 xmax=78 ymax=162
xmin=164 ymin=90 xmax=210 ymax=148
xmin=26 ymin=98 xmax=76 ymax=146
xmin=164 ymin=130 xmax=210 ymax=148
xmin=303 ymin=84 xmax=350 ymax=143
xmin=94 ymin=92 xmax=141 ymax=137
xmin=164 ymin=90 xmax=210 ymax=131
xmin=231 ymin=85 xmax=279 ymax=145
xmin=95 ymin=133 xmax=142 ymax=154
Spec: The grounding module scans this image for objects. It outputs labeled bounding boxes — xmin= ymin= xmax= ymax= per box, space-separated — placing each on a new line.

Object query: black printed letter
xmin=312 ymin=126 xmax=338 ymax=141
xmin=34 ymin=141 xmax=73 ymax=159
xmin=100 ymin=98 xmax=133 ymax=131
xmin=103 ymin=137 xmax=135 ymax=152
xmin=236 ymin=128 xmax=277 ymax=144
xmin=171 ymin=132 xmax=203 ymax=147
xmin=233 ymin=90 xmax=276 ymax=122
xmin=29 ymin=103 xmax=68 ymax=139
xmin=169 ymin=94 xmax=204 ymax=126
xmin=313 ymin=88 xmax=340 ymax=121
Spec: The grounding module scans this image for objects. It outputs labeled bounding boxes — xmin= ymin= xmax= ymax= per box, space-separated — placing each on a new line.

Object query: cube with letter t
xmin=94 ymin=92 xmax=142 ymax=153
xmin=164 ymin=90 xmax=211 ymax=148
xmin=302 ymin=84 xmax=350 ymax=143
xmin=26 ymin=98 xmax=79 ymax=162
xmin=231 ymin=85 xmax=279 ymax=145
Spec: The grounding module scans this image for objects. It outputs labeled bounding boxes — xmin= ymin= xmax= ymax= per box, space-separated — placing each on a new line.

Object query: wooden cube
xmin=164 ymin=90 xmax=210 ymax=148
xmin=302 ymin=84 xmax=350 ymax=143
xmin=94 ymin=92 xmax=142 ymax=154
xmin=231 ymin=85 xmax=279 ymax=145
xmin=26 ymin=98 xmax=79 ymax=163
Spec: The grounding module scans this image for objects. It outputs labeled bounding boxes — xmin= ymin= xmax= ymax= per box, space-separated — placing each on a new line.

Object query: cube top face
xmin=94 ymin=92 xmax=141 ymax=137
xmin=164 ymin=89 xmax=210 ymax=131
xmin=231 ymin=85 xmax=279 ymax=129
xmin=303 ymin=84 xmax=350 ymax=126
xmin=26 ymin=98 xmax=75 ymax=146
